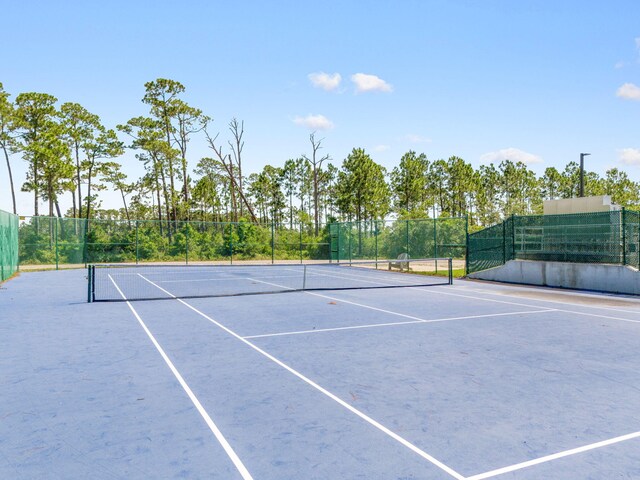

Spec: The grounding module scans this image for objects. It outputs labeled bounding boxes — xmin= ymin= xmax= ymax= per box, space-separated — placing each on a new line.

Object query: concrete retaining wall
xmin=468 ymin=260 xmax=640 ymax=295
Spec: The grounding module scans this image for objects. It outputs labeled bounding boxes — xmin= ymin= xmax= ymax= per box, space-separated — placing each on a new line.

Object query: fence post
xmin=511 ymin=214 xmax=516 ymax=260
xmin=185 ymin=223 xmax=189 ymax=265
xmin=375 ymin=220 xmax=379 ymax=268
xmin=271 ymin=221 xmax=275 ymax=264
xmin=621 ymin=208 xmax=626 ymax=266
xmin=54 ymin=217 xmax=59 ymax=270
xmin=406 ymin=220 xmax=410 ymax=257
xmin=229 ymin=223 xmax=233 ymax=265
xmin=135 ymin=220 xmax=139 ymax=264
xmin=433 ymin=217 xmax=438 ymax=274
xmin=348 ymin=222 xmax=352 ymax=265
xmin=336 ymin=223 xmax=340 ymax=263
xmin=465 ymin=215 xmax=469 ymax=276
xmin=502 ymin=220 xmax=506 ymax=264
xmin=299 ymin=222 xmax=303 ymax=263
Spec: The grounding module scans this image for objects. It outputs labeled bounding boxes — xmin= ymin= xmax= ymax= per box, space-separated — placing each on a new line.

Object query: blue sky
xmin=2 ymin=0 xmax=640 ymax=215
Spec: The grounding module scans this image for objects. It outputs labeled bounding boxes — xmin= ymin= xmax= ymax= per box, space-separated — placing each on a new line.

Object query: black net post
xmin=87 ymin=264 xmax=94 ymax=303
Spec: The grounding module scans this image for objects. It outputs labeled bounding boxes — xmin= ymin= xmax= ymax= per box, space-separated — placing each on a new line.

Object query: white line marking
xmin=243 ymin=309 xmax=556 ymax=339
xmin=108 ymin=274 xmax=253 ymax=480
xmin=137 ymin=273 xmax=465 ymax=480
xmin=450 ymin=283 xmax=640 ymax=314
xmin=466 ymin=430 xmax=640 ymax=480
xmin=425 ymin=287 xmax=640 ymax=325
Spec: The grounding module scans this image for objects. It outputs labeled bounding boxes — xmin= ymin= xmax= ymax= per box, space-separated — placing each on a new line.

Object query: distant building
xmin=543 ymin=195 xmax=620 ymax=215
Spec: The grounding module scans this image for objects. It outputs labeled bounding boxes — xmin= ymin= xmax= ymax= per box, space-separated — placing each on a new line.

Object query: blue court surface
xmin=2 ymin=267 xmax=640 ymax=479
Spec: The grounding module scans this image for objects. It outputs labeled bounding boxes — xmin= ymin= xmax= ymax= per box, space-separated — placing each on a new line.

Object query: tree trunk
xmin=2 ymin=146 xmax=17 ymax=214
xmin=120 ymin=187 xmax=131 ymax=227
xmin=34 ymin=155 xmax=39 ymax=216
xmin=75 ymin=144 xmax=82 ymax=218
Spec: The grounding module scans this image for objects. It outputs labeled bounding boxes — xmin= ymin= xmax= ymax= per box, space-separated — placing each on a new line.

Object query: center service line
xmin=108 ymin=275 xmax=254 ymax=480
xmin=137 ymin=273 xmax=466 ymax=480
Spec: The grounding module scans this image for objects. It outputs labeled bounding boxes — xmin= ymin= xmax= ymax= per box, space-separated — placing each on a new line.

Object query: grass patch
xmin=410 ymin=268 xmax=466 ymax=278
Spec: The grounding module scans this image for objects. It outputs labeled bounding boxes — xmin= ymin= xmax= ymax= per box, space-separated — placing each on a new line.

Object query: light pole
xmin=579 ymin=153 xmax=590 ymax=197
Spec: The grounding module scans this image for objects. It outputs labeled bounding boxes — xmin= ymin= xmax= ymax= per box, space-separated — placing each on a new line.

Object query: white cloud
xmin=480 ymin=147 xmax=543 ymax=165
xmin=619 ymin=148 xmax=640 ymax=166
xmin=308 ymin=72 xmax=342 ymax=91
xmin=350 ymin=73 xmax=393 ymax=93
xmin=404 ymin=134 xmax=431 ymax=144
xmin=293 ymin=114 xmax=334 ymax=130
xmin=614 ymin=61 xmax=626 ymax=69
xmin=373 ymin=144 xmax=390 ymax=152
xmin=616 ymin=83 xmax=640 ymax=100
xmin=636 ymin=37 xmax=640 ymax=50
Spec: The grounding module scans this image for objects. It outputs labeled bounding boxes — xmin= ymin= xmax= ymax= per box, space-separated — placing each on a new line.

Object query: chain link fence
xmin=0 ymin=209 xmax=19 ymax=281
xmin=17 ymin=217 xmax=333 ymax=268
xmin=328 ymin=218 xmax=468 ymax=265
xmin=468 ymin=210 xmax=640 ymax=274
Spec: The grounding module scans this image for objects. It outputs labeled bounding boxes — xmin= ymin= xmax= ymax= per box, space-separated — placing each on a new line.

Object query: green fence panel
xmin=624 ymin=209 xmax=640 ymax=269
xmin=513 ymin=211 xmax=623 ymax=264
xmin=0 ymin=209 xmax=19 ymax=281
xmin=467 ymin=221 xmax=509 ymax=274
xmin=468 ymin=210 xmax=640 ymax=274
xmin=330 ymin=217 xmax=467 ymax=263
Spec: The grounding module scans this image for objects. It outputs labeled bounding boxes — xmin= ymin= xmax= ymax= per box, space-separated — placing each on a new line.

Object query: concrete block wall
xmin=467 ymin=260 xmax=640 ymax=295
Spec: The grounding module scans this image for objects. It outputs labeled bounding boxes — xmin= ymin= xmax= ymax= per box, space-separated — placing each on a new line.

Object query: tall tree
xmin=203 ymin=119 xmax=258 ymax=222
xmin=445 ymin=156 xmax=475 ymax=218
xmin=282 ymin=158 xmax=299 ymax=228
xmin=302 ymin=133 xmax=331 ymax=235
xmin=13 ymin=92 xmax=59 ymax=216
xmin=335 ymin=148 xmax=390 ymax=222
xmin=82 ymin=128 xmax=124 ymax=223
xmin=603 ymin=168 xmax=640 ymax=207
xmin=540 ymin=166 xmax=562 ymax=200
xmin=475 ymin=164 xmax=502 ymax=226
xmin=102 ymin=161 xmax=133 ymax=224
xmin=0 ymin=83 xmax=18 ymax=214
xmin=119 ymin=116 xmax=176 ymax=233
xmin=59 ymin=102 xmax=102 ymax=217
xmin=390 ymin=151 xmax=429 ymax=216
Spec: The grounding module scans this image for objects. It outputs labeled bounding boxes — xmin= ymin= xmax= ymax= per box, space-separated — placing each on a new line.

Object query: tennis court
xmin=2 ymin=261 xmax=640 ymax=479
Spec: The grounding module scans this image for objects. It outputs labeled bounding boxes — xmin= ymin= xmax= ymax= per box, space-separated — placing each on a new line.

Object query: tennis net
xmin=88 ymin=258 xmax=453 ymax=302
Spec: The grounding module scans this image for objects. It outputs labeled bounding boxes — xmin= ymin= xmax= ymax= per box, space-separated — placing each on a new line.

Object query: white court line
xmin=466 ymin=430 xmax=640 ymax=480
xmin=107 ymin=275 xmax=253 ymax=480
xmin=137 ymin=273 xmax=466 ymax=480
xmin=244 ymin=277 xmax=555 ymax=338
xmin=449 ymin=283 xmax=640 ymax=314
xmin=243 ymin=309 xmax=556 ymax=339
xmin=301 ymin=267 xmax=640 ymax=323
xmin=425 ymin=287 xmax=640 ymax=325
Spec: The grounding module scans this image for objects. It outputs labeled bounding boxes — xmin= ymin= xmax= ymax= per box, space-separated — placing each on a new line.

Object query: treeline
xmin=2 ymin=78 xmax=639 ymax=234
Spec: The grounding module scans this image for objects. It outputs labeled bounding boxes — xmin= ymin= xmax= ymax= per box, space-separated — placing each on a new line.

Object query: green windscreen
xmin=0 ymin=209 xmax=19 ymax=282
